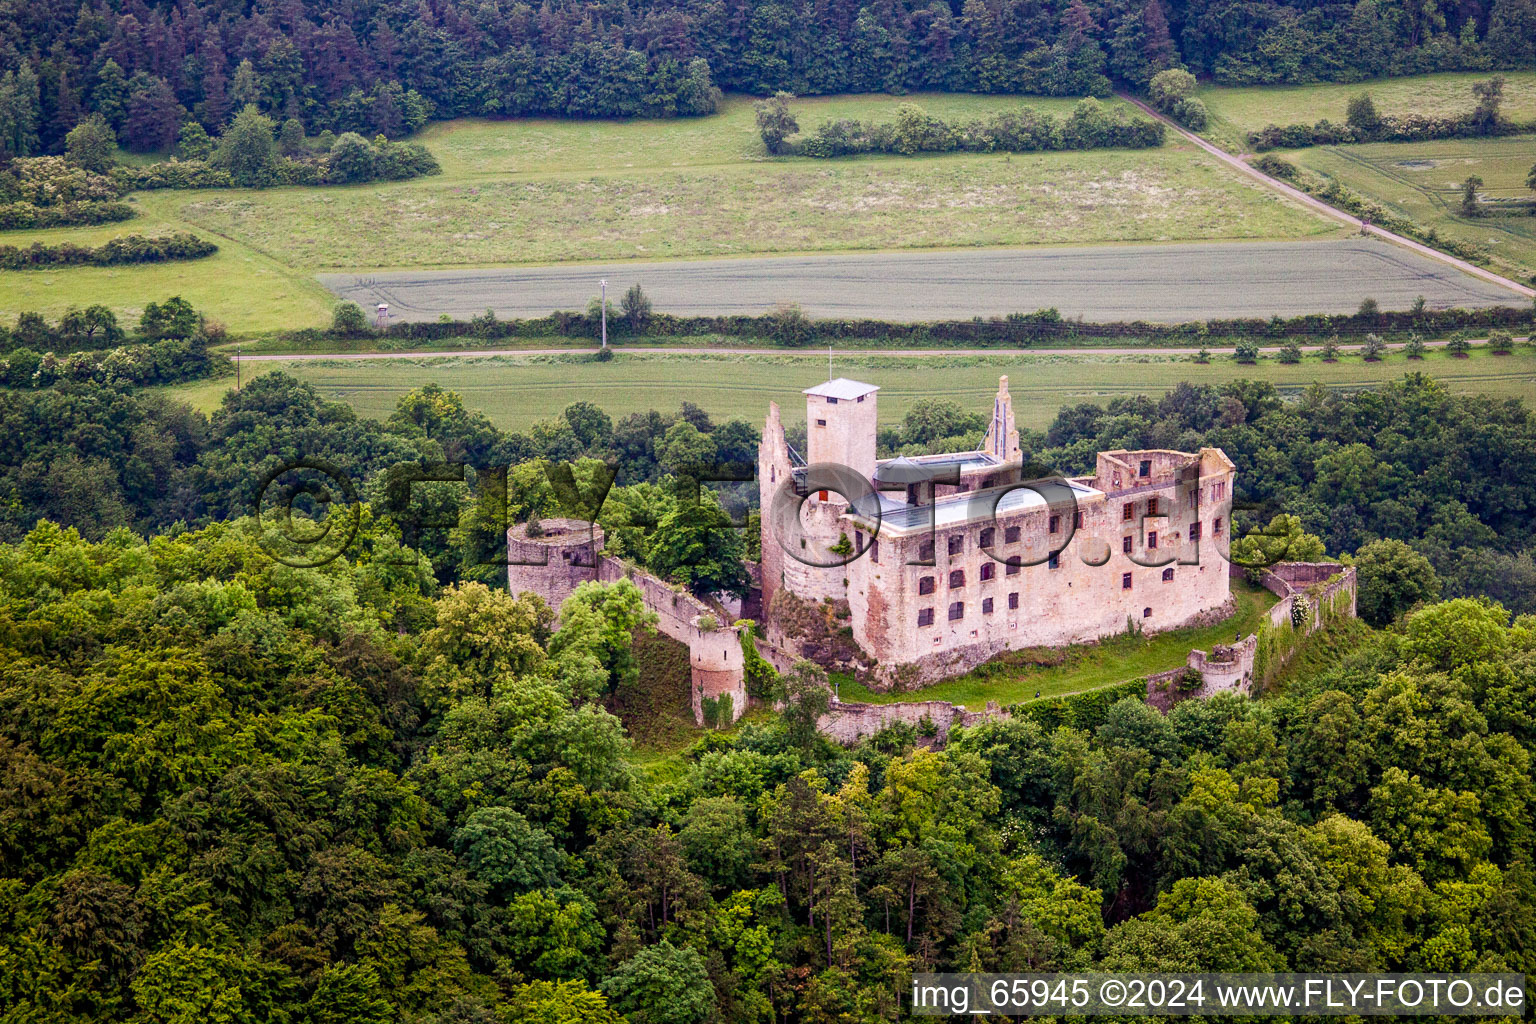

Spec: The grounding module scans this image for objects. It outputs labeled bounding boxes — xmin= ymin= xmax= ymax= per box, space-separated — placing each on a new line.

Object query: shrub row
xmin=1248 ymin=114 xmax=1535 ymax=152
xmin=1 ymin=336 xmax=228 ymax=389
xmin=0 ymin=233 xmax=216 ymax=269
xmin=308 ymin=301 xmax=1533 ymax=351
xmin=791 ymin=100 xmax=1163 ymax=158
xmin=0 ymin=200 xmax=135 ymax=230
xmin=113 ymin=140 xmax=440 ymax=191
xmin=1001 ymin=679 xmax=1148 ymax=732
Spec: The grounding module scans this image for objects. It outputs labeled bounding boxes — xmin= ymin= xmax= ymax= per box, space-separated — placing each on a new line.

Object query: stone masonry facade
xmin=759 ymin=376 xmax=1238 ymax=689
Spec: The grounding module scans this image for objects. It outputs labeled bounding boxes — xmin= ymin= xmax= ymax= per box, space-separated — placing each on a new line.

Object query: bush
xmin=325 ymin=132 xmax=378 ymax=183
xmin=1171 ymin=97 xmax=1208 ymax=130
xmin=64 ymin=115 xmax=117 ymax=173
xmin=621 ymin=284 xmax=653 ymax=333
xmin=1148 ymin=69 xmax=1197 ymax=111
xmin=1487 ymin=329 xmax=1513 ymax=354
xmin=332 ymin=302 xmax=371 ymax=336
xmin=767 ymin=304 xmax=815 ymax=346
xmin=1233 ymin=339 xmax=1259 ymax=363
xmin=0 ymin=233 xmax=216 ymax=270
xmin=176 ymin=122 xmax=214 ymax=161
xmin=754 ymin=92 xmax=798 ymax=154
xmin=1363 ymin=333 xmax=1386 ymax=360
xmin=1346 ymin=92 xmax=1382 ymax=136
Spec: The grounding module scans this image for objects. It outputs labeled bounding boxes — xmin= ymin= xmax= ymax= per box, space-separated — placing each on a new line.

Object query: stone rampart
xmin=508 ymin=520 xmax=748 ymax=726
xmin=816 ymin=699 xmax=1005 ymax=746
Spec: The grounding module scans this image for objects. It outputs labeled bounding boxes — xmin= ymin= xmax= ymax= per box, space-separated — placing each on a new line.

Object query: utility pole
xmin=235 ymin=342 xmax=240 ymax=391
xmin=600 ymin=278 xmax=608 ymax=349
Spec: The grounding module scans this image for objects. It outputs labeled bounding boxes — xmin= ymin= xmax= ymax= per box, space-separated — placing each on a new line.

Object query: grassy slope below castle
xmin=834 ymin=581 xmax=1279 ymax=710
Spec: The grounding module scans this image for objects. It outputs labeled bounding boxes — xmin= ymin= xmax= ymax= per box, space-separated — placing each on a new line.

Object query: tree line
xmin=755 ymin=94 xmax=1163 ymax=157
xmin=0 ymin=231 xmax=214 ymax=269
xmin=0 ymin=0 xmax=1534 ymax=158
xmin=63 ymin=104 xmax=439 ymax=188
xmin=2 ymin=359 xmax=1533 ymax=621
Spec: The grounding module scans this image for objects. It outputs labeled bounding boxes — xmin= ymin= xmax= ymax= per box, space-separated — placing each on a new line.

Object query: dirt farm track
xmin=320 ymin=238 xmax=1527 ymax=324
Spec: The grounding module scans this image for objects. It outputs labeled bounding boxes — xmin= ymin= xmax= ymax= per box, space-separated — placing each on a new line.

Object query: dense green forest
xmin=0 ymin=514 xmax=1533 ymax=1022
xmin=0 ymin=0 xmax=1534 ymax=154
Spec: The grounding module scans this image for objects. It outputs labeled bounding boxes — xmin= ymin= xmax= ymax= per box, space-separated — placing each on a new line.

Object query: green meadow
xmin=0 ymin=92 xmax=1335 ymax=333
xmin=1195 ymin=71 xmax=1536 ymax=150
xmin=1287 ymin=134 xmax=1536 ymax=281
xmin=166 ymin=345 xmax=1536 ymax=432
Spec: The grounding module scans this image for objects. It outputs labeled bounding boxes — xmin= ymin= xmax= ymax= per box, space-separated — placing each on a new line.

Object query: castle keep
xmin=759 ymin=376 xmax=1237 ymax=685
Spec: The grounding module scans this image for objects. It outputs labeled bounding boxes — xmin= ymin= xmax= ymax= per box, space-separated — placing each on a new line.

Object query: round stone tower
xmin=506 ymin=518 xmax=605 ymax=612
xmin=689 ymin=615 xmax=747 ymax=726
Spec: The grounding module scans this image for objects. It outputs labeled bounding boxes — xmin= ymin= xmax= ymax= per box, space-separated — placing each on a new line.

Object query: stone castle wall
xmin=509 ymin=520 xmax=747 ymax=726
xmin=817 ymin=561 xmax=1358 ymax=744
xmin=816 ymin=699 xmax=1005 ymax=746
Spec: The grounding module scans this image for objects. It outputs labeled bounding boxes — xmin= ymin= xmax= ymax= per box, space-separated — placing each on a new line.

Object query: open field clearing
xmin=1195 ymin=72 xmax=1536 ymax=150
xmin=322 ymin=239 xmax=1522 ymax=321
xmin=164 ymin=347 xmax=1536 ymax=431
xmin=1287 ymin=135 xmax=1536 ymax=281
xmin=0 ymin=91 xmax=1344 ymax=332
xmin=173 ymin=146 xmax=1333 ymax=270
xmin=422 ymin=92 xmax=1114 ymax=176
xmin=836 ymin=582 xmax=1278 ymax=709
xmin=0 ymin=214 xmax=333 ymax=334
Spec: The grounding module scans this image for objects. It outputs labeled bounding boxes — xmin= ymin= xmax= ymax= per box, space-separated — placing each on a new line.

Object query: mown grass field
xmin=0 ymin=216 xmax=334 ymax=334
xmin=422 ymin=92 xmax=1108 ymax=176
xmin=166 ymin=346 xmax=1536 ymax=431
xmin=835 ymin=581 xmax=1279 ymax=709
xmin=0 ymin=91 xmax=1336 ymax=332
xmin=1287 ymin=134 xmax=1536 ymax=281
xmin=1195 ymin=71 xmax=1536 ymax=150
xmin=172 ymin=143 xmax=1326 ymax=270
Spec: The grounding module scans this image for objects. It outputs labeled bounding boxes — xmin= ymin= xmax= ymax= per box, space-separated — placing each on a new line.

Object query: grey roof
xmin=804 ymin=378 xmax=879 ymax=400
xmin=855 ymin=478 xmax=1104 ymax=533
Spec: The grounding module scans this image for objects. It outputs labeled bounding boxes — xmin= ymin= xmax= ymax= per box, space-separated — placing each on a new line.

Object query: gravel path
xmin=236 ymin=337 xmax=1525 ymax=362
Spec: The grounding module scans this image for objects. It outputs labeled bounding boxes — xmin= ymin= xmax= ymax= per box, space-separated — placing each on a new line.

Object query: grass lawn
xmin=835 ymin=581 xmax=1278 ymax=710
xmin=0 ymin=91 xmax=1336 ymax=332
xmin=165 ymin=345 xmax=1536 ymax=431
xmin=1287 ymin=134 xmax=1536 ymax=282
xmin=1195 ymin=72 xmax=1536 ymax=151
